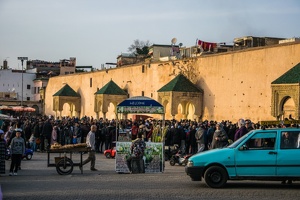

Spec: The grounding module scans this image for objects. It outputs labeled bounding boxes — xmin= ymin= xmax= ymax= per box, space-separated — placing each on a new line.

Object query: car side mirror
xmin=239 ymin=144 xmax=248 ymax=151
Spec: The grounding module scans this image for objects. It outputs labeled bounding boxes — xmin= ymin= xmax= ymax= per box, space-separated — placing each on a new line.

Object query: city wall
xmin=44 ymin=42 xmax=300 ymax=122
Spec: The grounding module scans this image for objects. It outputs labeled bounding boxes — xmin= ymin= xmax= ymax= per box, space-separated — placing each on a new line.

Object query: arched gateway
xmin=271 ymin=63 xmax=300 ymax=120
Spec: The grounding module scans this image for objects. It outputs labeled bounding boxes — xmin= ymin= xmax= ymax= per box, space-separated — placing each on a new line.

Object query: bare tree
xmin=128 ymin=39 xmax=151 ymax=55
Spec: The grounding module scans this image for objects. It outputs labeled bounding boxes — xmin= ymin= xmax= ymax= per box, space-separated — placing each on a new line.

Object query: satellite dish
xmin=171 ymin=38 xmax=177 ymax=44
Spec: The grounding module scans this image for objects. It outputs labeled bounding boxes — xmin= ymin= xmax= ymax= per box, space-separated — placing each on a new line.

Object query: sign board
xmin=115 ymin=142 xmax=164 ymax=173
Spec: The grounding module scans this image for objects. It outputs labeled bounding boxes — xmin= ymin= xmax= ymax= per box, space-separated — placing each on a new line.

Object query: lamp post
xmin=18 ymin=57 xmax=28 ymax=106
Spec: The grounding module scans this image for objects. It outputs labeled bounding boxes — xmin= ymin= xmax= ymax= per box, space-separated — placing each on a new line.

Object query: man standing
xmin=80 ymin=125 xmax=97 ymax=171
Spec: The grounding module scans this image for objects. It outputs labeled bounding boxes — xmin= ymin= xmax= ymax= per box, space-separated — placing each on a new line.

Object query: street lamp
xmin=18 ymin=57 xmax=28 ymax=106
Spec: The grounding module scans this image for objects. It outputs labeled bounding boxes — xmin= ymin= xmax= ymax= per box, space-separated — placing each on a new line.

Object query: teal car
xmin=185 ymin=128 xmax=300 ymax=188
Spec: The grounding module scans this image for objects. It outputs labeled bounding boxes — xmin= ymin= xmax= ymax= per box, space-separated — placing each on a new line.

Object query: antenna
xmin=171 ymin=38 xmax=177 ymax=45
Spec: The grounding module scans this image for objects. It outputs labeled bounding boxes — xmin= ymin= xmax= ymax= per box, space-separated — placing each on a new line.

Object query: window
xmin=27 ymin=85 xmax=31 ymax=89
xmin=141 ymin=91 xmax=144 ymax=96
xmin=90 ymin=78 xmax=92 ymax=87
xmin=245 ymin=132 xmax=276 ymax=150
xmin=280 ymin=131 xmax=300 ymax=149
xmin=27 ymin=97 xmax=30 ymax=101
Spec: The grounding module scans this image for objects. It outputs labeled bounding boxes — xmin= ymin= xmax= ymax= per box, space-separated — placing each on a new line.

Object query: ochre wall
xmin=44 ymin=42 xmax=300 ymax=122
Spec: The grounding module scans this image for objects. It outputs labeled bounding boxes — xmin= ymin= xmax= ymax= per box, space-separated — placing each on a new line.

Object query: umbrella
xmin=0 ymin=105 xmax=12 ymax=110
xmin=23 ymin=107 xmax=36 ymax=112
xmin=11 ymin=106 xmax=25 ymax=112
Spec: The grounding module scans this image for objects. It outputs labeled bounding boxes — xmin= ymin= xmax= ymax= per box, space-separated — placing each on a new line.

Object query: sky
xmin=0 ymin=0 xmax=300 ymax=70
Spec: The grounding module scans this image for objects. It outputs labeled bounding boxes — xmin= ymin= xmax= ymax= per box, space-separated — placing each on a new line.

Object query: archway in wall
xmin=175 ymin=104 xmax=184 ymax=120
xmin=163 ymin=100 xmax=172 ymax=120
xmin=107 ymin=102 xmax=116 ymax=119
xmin=187 ymin=103 xmax=195 ymax=120
xmin=281 ymin=97 xmax=296 ymax=120
xmin=62 ymin=102 xmax=75 ymax=117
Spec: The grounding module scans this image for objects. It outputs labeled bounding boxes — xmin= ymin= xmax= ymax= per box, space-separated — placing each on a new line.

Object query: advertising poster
xmin=115 ymin=142 xmax=164 ymax=173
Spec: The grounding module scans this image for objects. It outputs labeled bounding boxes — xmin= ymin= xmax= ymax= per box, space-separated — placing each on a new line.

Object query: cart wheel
xmin=56 ymin=157 xmax=74 ymax=175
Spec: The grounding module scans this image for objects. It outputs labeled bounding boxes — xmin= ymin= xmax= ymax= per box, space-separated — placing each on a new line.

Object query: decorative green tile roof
xmin=95 ymin=80 xmax=127 ymax=95
xmin=157 ymin=74 xmax=203 ymax=92
xmin=272 ymin=63 xmax=300 ymax=84
xmin=53 ymin=84 xmax=80 ymax=97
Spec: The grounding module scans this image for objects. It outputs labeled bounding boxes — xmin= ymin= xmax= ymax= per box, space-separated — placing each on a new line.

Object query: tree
xmin=128 ymin=39 xmax=151 ymax=55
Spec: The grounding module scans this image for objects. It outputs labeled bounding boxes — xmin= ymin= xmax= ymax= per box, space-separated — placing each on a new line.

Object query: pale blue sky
xmin=0 ymin=0 xmax=299 ymax=69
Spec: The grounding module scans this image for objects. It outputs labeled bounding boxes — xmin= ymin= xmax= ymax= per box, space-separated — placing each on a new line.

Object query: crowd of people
xmin=0 ymin=114 xmax=298 ymax=176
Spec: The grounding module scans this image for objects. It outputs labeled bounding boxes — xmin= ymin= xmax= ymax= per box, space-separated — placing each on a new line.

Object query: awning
xmin=117 ymin=96 xmax=164 ymax=114
xmin=10 ymin=106 xmax=36 ymax=112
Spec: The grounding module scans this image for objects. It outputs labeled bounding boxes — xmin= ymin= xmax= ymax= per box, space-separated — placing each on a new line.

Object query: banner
xmin=115 ymin=142 xmax=164 ymax=173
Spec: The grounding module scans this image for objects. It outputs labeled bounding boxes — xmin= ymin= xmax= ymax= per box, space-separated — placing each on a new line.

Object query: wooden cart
xmin=47 ymin=147 xmax=91 ymax=175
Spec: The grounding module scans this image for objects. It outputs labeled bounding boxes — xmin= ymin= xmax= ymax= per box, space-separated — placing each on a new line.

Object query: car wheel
xmin=105 ymin=152 xmax=111 ymax=158
xmin=204 ymin=166 xmax=228 ymax=188
xmin=26 ymin=153 xmax=33 ymax=160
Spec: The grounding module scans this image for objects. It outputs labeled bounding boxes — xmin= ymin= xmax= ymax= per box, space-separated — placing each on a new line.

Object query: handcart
xmin=47 ymin=146 xmax=90 ymax=175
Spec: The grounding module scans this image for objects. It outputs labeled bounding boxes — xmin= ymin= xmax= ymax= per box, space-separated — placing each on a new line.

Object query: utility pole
xmin=18 ymin=57 xmax=28 ymax=106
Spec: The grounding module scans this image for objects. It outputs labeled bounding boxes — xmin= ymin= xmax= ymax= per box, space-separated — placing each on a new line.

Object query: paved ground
xmin=1 ymin=152 xmax=299 ymax=200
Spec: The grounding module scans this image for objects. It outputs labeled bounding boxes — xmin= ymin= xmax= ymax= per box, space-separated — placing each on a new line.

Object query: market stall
xmin=115 ymin=96 xmax=165 ymax=173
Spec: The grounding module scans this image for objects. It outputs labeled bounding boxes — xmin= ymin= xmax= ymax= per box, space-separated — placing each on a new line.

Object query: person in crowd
xmin=195 ymin=124 xmax=206 ymax=153
xmin=206 ymin=122 xmax=216 ymax=147
xmin=126 ymin=132 xmax=146 ymax=173
xmin=0 ymin=129 xmax=6 ymax=176
xmin=9 ymin=130 xmax=25 ymax=176
xmin=185 ymin=124 xmax=195 ymax=154
xmin=245 ymin=120 xmax=254 ymax=132
xmin=80 ymin=125 xmax=98 ymax=171
xmin=28 ymin=133 xmax=36 ymax=151
xmin=74 ymin=122 xmax=82 ymax=145
xmin=131 ymin=121 xmax=139 ymax=140
xmin=41 ymin=119 xmax=53 ymax=151
xmin=234 ymin=118 xmax=248 ymax=141
xmin=211 ymin=123 xmax=228 ymax=149
xmin=51 ymin=126 xmax=58 ymax=145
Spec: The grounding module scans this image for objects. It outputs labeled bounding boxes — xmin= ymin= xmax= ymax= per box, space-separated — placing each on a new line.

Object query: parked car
xmin=185 ymin=128 xmax=300 ymax=188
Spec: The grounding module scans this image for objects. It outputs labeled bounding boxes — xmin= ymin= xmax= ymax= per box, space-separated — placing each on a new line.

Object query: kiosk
xmin=115 ymin=96 xmax=165 ymax=173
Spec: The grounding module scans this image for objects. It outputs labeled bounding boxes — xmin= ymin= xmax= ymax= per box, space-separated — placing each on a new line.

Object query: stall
xmin=115 ymin=96 xmax=165 ymax=173
xmin=47 ymin=143 xmax=90 ymax=175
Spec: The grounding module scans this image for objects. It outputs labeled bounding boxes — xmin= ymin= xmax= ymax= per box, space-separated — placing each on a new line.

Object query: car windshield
xmin=227 ymin=131 xmax=253 ymax=148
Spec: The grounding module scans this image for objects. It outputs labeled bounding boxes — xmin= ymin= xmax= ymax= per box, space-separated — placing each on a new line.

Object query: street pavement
xmin=1 ymin=152 xmax=299 ymax=200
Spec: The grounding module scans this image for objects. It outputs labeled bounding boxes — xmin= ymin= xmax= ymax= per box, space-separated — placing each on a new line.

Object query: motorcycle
xmin=169 ymin=150 xmax=192 ymax=166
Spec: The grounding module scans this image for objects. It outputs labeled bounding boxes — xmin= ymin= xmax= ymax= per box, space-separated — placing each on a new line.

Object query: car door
xmin=235 ymin=131 xmax=277 ymax=176
xmin=277 ymin=131 xmax=300 ymax=176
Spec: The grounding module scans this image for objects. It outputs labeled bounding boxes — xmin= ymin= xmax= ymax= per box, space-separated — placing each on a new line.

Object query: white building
xmin=0 ymin=69 xmax=36 ymax=102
